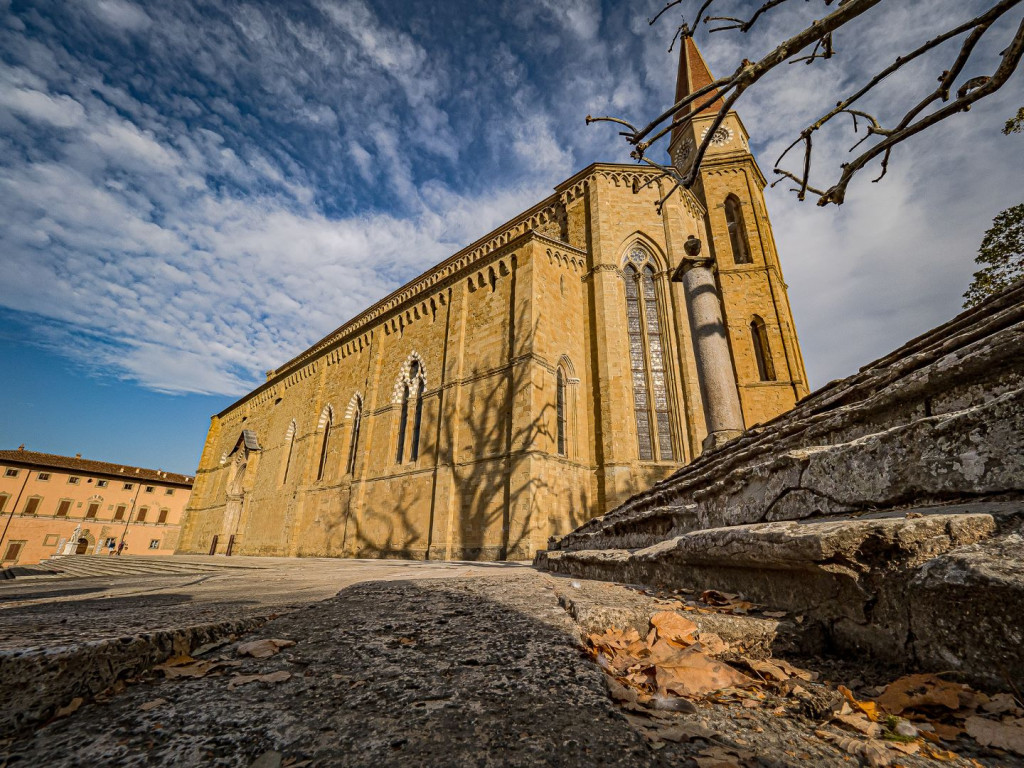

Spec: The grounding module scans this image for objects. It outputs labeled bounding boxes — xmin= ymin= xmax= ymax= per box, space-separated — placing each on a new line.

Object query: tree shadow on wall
xmin=453 ymin=291 xmax=593 ymax=561
xmin=346 ymin=476 xmax=427 ymax=559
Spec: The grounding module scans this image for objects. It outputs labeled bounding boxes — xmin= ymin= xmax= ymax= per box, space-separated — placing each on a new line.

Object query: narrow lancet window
xmin=724 ymin=195 xmax=752 ymax=265
xmin=396 ymin=382 xmax=410 ymax=464
xmin=317 ymin=414 xmax=332 ymax=481
xmin=347 ymin=401 xmax=362 ymax=475
xmin=751 ymin=316 xmax=776 ymax=381
xmin=411 ymin=378 xmax=425 ymax=461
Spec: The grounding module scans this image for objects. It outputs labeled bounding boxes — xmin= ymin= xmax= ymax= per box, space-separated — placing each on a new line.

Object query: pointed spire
xmin=672 ymin=37 xmax=723 ymax=142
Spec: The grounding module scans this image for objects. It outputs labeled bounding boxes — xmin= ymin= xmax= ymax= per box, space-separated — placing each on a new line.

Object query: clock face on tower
xmin=672 ymin=137 xmax=694 ymax=169
xmin=700 ymin=126 xmax=734 ymax=147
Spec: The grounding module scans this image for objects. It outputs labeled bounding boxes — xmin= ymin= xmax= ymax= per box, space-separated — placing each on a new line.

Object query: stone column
xmin=673 ymin=237 xmax=744 ymax=451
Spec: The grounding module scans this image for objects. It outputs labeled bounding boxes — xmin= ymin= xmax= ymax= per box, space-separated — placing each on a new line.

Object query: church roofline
xmin=220 ymin=162 xmax=661 ymax=416
xmin=214 ymin=227 xmax=586 ymax=419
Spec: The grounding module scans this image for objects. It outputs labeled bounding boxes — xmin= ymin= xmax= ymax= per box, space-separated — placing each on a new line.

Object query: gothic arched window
xmin=411 ymin=377 xmax=425 ymax=462
xmin=724 ymin=195 xmax=752 ymax=265
xmin=347 ymin=398 xmax=362 ymax=475
xmin=396 ymin=359 xmax=426 ymax=464
xmin=623 ymin=247 xmax=675 ymax=461
xmin=751 ymin=316 xmax=776 ymax=381
xmin=317 ymin=410 xmax=332 ymax=481
xmin=396 ymin=375 xmax=411 ymax=464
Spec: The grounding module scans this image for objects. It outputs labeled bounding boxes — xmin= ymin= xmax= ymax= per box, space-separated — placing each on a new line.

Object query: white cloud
xmin=0 ymin=0 xmax=1020 ymax=402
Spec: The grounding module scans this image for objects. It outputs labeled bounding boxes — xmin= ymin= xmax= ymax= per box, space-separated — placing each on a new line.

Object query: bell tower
xmin=668 ymin=38 xmax=810 ymax=425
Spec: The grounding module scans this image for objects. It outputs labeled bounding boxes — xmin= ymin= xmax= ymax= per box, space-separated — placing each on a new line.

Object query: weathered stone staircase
xmin=537 ymin=281 xmax=1024 ymax=689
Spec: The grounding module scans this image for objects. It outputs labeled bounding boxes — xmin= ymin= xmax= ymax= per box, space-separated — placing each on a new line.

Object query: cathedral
xmin=177 ymin=40 xmax=808 ymax=561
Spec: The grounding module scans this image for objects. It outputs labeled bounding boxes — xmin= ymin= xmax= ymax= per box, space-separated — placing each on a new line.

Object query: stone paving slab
xmin=4 ymin=571 xmax=1018 ymax=767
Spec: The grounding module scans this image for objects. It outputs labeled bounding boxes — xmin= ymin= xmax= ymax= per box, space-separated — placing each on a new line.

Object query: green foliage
xmin=1004 ymin=107 xmax=1024 ymax=135
xmin=963 ymin=203 xmax=1024 ymax=308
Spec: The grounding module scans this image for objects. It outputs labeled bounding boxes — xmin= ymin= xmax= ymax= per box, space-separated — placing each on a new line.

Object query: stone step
xmin=554 ymin=504 xmax=698 ymax=552
xmin=551 ymin=286 xmax=1024 ymax=555
xmin=538 ymin=502 xmax=1024 ymax=690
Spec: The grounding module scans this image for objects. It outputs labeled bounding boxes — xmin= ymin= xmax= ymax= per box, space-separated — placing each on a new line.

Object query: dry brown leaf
xmin=885 ymin=741 xmax=920 ymax=755
xmin=261 ymin=670 xmax=292 ymax=684
xmin=923 ymin=746 xmax=960 ymax=761
xmin=54 ymin=697 xmax=83 ymax=718
xmin=840 ymin=685 xmax=882 ymax=721
xmin=606 ymin=676 xmax=638 ymax=704
xmin=139 ymin=698 xmax=166 ymax=712
xmin=696 ymin=632 xmax=729 ymax=656
xmin=160 ymin=654 xmax=195 ymax=667
xmin=815 ymin=729 xmax=892 ymax=767
xmin=875 ymin=674 xmax=961 ymax=715
xmin=237 ymin=638 xmax=296 ymax=659
xmin=833 ymin=712 xmax=883 ymax=738
xmin=693 ymin=757 xmax=741 ymax=768
xmin=773 ymin=659 xmax=817 ymax=682
xmin=762 ymin=611 xmax=787 ymax=618
xmin=743 ymin=659 xmax=790 ymax=683
xmin=228 ymin=670 xmax=293 ymax=689
xmin=930 ymin=722 xmax=963 ymax=741
xmin=965 ymin=715 xmax=1024 ymax=755
xmin=649 ymin=611 xmax=698 ymax=645
xmin=700 ymin=590 xmax=737 ymax=606
xmin=652 ymin=643 xmax=754 ymax=697
xmin=157 ymin=660 xmax=219 ymax=678
xmin=227 ymin=674 xmax=264 ymax=690
xmin=982 ymin=693 xmax=1021 ymax=715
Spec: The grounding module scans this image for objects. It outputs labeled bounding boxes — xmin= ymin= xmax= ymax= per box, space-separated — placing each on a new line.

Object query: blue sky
xmin=0 ymin=0 xmax=1021 ymax=474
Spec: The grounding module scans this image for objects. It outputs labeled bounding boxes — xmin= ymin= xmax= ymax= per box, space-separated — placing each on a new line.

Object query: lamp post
xmin=671 ymin=235 xmax=745 ymax=451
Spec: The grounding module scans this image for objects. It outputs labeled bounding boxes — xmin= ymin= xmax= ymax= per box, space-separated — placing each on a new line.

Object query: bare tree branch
xmin=593 ymin=0 xmax=1024 ymax=207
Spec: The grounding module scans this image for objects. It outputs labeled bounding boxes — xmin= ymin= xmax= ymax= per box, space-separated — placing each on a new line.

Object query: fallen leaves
xmin=587 ymin=606 xmax=823 ymax=731
xmin=649 ymin=611 xmax=698 ymax=645
xmin=237 ymin=638 xmax=296 ymax=659
xmin=965 ymin=715 xmax=1024 ymax=755
xmin=875 ymin=673 xmax=961 ymax=715
xmin=227 ymin=670 xmax=293 ymax=690
xmin=54 ymin=697 xmax=83 ymax=718
xmin=836 ymin=673 xmax=1024 ymax=760
xmin=654 ymin=644 xmax=754 ymax=698
xmin=815 ymin=730 xmax=892 ymax=767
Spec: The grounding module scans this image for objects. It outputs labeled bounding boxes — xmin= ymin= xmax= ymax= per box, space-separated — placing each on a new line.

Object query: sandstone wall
xmin=178 ymin=162 xmax=808 ymax=561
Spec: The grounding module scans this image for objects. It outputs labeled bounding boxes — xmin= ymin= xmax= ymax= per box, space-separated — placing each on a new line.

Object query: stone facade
xmin=178 ymin=135 xmax=806 ymax=562
xmin=537 ymin=279 xmax=1024 ymax=687
xmin=0 ymin=448 xmax=192 ymax=565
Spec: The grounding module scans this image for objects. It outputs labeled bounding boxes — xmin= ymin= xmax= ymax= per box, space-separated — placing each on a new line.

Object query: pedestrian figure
xmin=107 ymin=539 xmax=115 ymax=556
xmin=117 ymin=540 xmax=125 ymax=556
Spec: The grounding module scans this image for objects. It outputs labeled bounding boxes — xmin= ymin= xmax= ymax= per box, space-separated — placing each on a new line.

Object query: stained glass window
xmin=623 ymin=252 xmax=674 ymax=461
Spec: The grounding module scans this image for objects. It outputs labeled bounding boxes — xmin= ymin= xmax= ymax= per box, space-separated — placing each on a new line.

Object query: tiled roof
xmin=0 ymin=449 xmax=193 ymax=487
